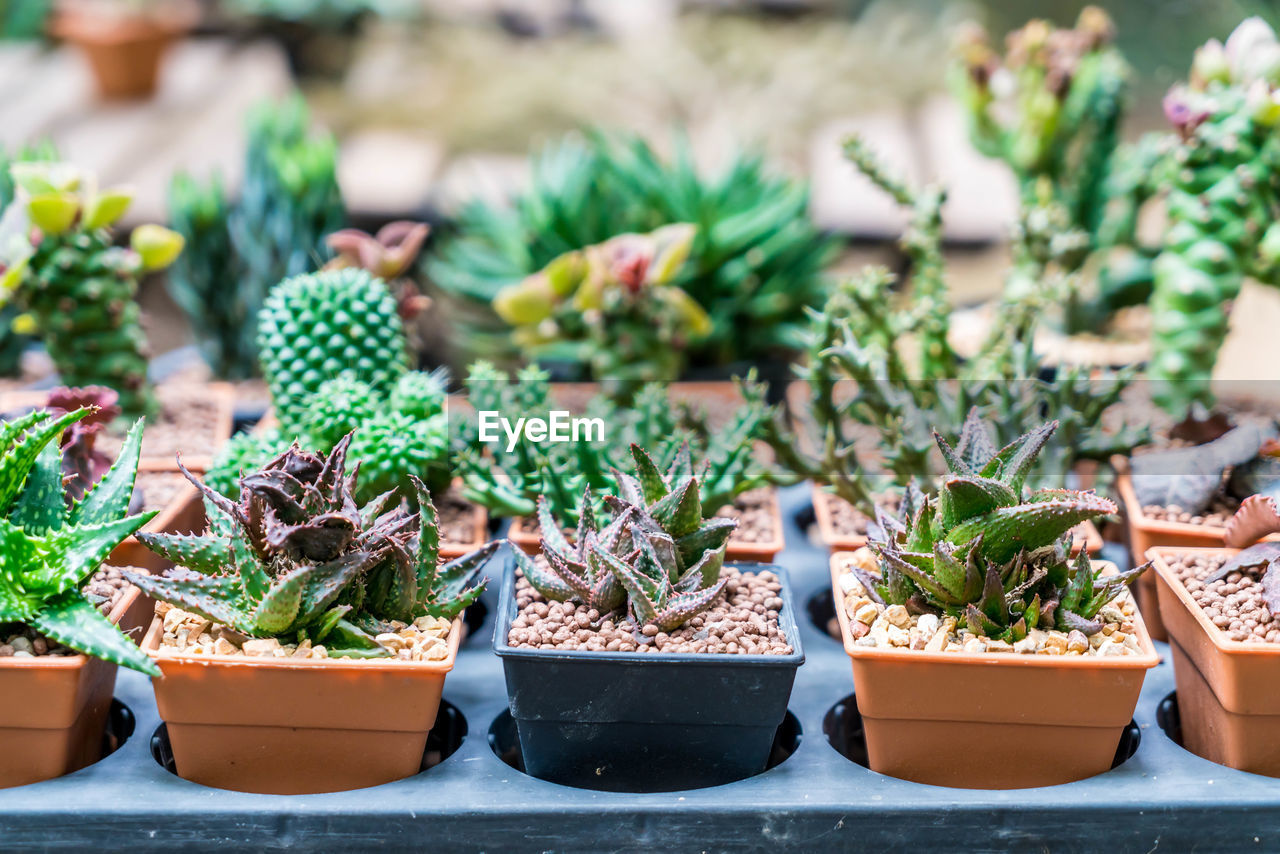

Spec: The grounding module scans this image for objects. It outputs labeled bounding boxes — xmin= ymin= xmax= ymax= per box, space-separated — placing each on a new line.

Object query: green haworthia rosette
xmin=0 ymin=407 xmax=157 ymax=675
xmin=870 ymin=411 xmax=1145 ymax=642
xmin=513 ymin=447 xmax=738 ymax=634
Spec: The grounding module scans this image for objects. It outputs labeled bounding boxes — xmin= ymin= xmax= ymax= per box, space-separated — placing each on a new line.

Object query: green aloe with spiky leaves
xmin=0 ymin=407 xmax=158 ymax=675
xmin=127 ymin=435 xmax=496 ymax=657
xmin=866 ymin=413 xmax=1144 ymax=642
xmin=513 ymin=445 xmax=738 ymax=634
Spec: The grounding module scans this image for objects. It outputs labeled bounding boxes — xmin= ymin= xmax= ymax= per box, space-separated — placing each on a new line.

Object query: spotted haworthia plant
xmin=127 ymin=435 xmax=497 ymax=658
xmin=866 ymin=411 xmax=1146 ymax=642
xmin=513 ymin=444 xmax=738 ymax=634
xmin=0 ymin=407 xmax=157 ymax=674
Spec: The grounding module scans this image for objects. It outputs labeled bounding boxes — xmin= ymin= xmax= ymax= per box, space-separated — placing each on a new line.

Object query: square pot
xmin=507 ymin=487 xmax=785 ymax=563
xmin=830 ymin=553 xmax=1159 ymax=789
xmin=0 ymin=586 xmax=141 ymax=789
xmin=142 ymin=613 xmax=464 ymax=795
xmin=493 ymin=556 xmax=804 ymax=791
xmin=1149 ymin=546 xmax=1280 ymax=776
xmin=1115 ymin=470 xmax=1246 ymax=643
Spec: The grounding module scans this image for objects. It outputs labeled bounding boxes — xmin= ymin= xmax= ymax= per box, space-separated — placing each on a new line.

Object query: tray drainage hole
xmin=102 ymin=698 xmax=135 ymax=760
xmin=487 ymin=709 xmax=802 ymax=793
xmin=822 ymin=693 xmax=1141 ymax=779
xmin=149 ymin=698 xmax=469 ymax=779
xmin=462 ymin=598 xmax=490 ymax=647
xmin=806 ymin=588 xmax=843 ymax=643
xmin=1156 ymin=691 xmax=1184 ymax=747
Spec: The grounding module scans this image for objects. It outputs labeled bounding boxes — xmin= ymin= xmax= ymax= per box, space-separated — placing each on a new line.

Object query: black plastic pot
xmin=493 ymin=557 xmax=805 ymax=792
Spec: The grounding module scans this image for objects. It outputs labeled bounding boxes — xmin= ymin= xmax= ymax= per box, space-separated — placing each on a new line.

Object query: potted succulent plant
xmin=460 ymin=362 xmax=785 ymax=562
xmin=1115 ymin=416 xmax=1279 ymax=640
xmin=497 ymin=444 xmax=803 ymax=792
xmin=0 ymin=406 xmax=159 ymax=789
xmin=51 ymin=0 xmax=198 ymax=100
xmin=1149 ymin=495 xmax=1280 ymax=776
xmin=207 ymin=266 xmax=487 ymax=559
xmin=768 ymin=138 xmax=1141 ymax=559
xmin=830 ymin=416 xmax=1157 ymax=789
xmin=125 ymin=436 xmax=499 ymax=794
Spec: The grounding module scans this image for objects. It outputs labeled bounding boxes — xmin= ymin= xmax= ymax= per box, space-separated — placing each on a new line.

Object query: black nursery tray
xmin=3 ymin=485 xmax=1280 ymax=853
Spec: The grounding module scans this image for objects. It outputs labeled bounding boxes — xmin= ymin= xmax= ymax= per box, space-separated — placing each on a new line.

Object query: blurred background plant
xmin=426 ymin=131 xmax=837 ymax=381
xmin=166 ymin=94 xmax=343 ymax=379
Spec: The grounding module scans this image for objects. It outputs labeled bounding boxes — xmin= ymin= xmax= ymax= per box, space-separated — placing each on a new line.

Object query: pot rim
xmin=493 ymin=554 xmax=805 ymax=667
xmin=0 ymin=584 xmax=141 ymax=671
xmin=141 ymin=611 xmax=463 ymax=673
xmin=1148 ymin=545 xmax=1280 ymax=659
xmin=1113 ymin=465 xmax=1243 ymax=540
xmin=830 ymin=551 xmax=1160 ymax=670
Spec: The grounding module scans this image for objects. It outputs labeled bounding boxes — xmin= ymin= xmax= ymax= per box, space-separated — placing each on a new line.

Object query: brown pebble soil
xmin=436 ymin=486 xmax=482 ymax=546
xmin=507 ymin=563 xmax=793 ymax=655
xmin=716 ymin=488 xmax=777 ymax=544
xmin=1141 ymin=497 xmax=1239 ymax=528
xmin=1169 ymin=551 xmax=1280 ymax=644
xmin=0 ymin=566 xmax=137 ymax=658
xmin=824 ymin=491 xmax=899 ymax=538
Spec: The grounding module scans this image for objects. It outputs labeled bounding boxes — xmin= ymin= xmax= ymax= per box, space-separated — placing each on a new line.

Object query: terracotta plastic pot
xmin=0 ymin=586 xmax=141 ymax=789
xmin=507 ymin=487 xmax=784 ymax=561
xmin=142 ymin=613 xmax=464 ymax=794
xmin=1149 ymin=546 xmax=1280 ymax=776
xmin=830 ymin=553 xmax=1159 ymax=789
xmin=814 ymin=485 xmax=1104 ymax=557
xmin=52 ymin=4 xmax=195 ymax=100
xmin=1114 ymin=469 xmax=1243 ymax=643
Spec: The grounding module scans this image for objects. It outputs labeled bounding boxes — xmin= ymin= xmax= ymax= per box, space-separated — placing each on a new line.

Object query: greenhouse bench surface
xmin=0 ymin=484 xmax=1276 ymax=854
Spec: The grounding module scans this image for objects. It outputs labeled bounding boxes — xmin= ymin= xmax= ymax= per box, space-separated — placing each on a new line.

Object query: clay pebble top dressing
xmin=0 ymin=566 xmax=135 ymax=658
xmin=1141 ymin=499 xmax=1238 ymax=528
xmin=1170 ymin=551 xmax=1280 ymax=644
xmin=824 ymin=491 xmax=900 ymax=537
xmin=836 ymin=549 xmax=1145 ymax=657
xmin=713 ymin=488 xmax=777 ymax=544
xmin=508 ymin=563 xmax=793 ymax=655
xmin=155 ymin=601 xmax=454 ymax=661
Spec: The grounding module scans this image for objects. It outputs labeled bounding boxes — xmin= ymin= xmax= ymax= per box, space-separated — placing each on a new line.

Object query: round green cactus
xmin=388 ymin=369 xmax=448 ymax=421
xmin=346 ymin=410 xmax=451 ymax=504
xmin=300 ymin=374 xmax=380 ymax=452
xmin=257 ymin=268 xmax=411 ymax=437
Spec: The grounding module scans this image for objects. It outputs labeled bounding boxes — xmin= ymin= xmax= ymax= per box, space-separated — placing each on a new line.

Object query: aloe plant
xmin=0 ymin=408 xmax=157 ymax=675
xmin=513 ymin=452 xmax=736 ymax=635
xmin=865 ymin=413 xmax=1145 ymax=642
xmin=128 ymin=436 xmax=497 ymax=657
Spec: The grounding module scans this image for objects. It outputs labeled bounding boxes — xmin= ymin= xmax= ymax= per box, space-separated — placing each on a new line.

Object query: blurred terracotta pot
xmin=52 ymin=1 xmax=197 ymax=100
